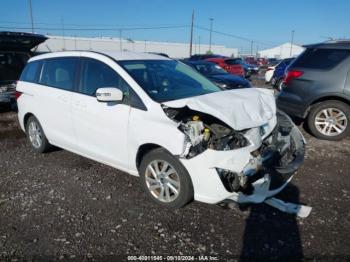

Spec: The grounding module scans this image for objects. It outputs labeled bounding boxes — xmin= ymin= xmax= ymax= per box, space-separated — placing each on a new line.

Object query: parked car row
xmin=186 ymin=54 xmax=260 ymax=79
xmin=271 ymin=58 xmax=295 ymax=90
xmin=183 ymin=60 xmax=251 ymax=89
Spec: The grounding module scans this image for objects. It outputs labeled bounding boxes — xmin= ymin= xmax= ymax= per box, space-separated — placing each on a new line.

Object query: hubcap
xmin=315 ymin=108 xmax=348 ymax=136
xmin=145 ymin=160 xmax=180 ymax=203
xmin=28 ymin=121 xmax=43 ymax=148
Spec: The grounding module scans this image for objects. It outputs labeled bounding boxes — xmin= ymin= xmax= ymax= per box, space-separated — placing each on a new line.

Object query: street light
xmin=209 ymin=18 xmax=214 ymax=52
xmin=290 ymin=30 xmax=295 ymax=57
xmin=28 ymin=0 xmax=34 ymax=33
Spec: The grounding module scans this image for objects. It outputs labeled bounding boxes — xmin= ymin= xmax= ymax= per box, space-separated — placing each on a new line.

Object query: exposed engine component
xmin=181 ymin=119 xmax=205 ymax=146
xmin=163 ymin=106 xmax=250 ymax=158
xmin=209 ymin=125 xmax=248 ymax=151
xmin=209 ymin=123 xmax=232 ymax=137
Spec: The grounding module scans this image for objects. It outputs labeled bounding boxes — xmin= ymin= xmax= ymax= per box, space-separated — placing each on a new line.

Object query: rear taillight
xmin=284 ymin=70 xmax=303 ymax=85
xmin=15 ymin=91 xmax=23 ymax=100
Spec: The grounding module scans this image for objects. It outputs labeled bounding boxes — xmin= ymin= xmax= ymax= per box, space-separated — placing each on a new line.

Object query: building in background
xmin=36 ymin=35 xmax=238 ymax=58
xmin=258 ymin=42 xmax=304 ymax=59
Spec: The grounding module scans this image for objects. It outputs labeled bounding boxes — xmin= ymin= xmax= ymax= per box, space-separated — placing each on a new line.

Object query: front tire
xmin=26 ymin=116 xmax=51 ymax=153
xmin=307 ymin=100 xmax=350 ymax=140
xmin=139 ymin=148 xmax=194 ymax=209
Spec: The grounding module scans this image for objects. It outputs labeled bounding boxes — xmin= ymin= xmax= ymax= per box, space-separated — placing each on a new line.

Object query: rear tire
xmin=26 ymin=116 xmax=51 ymax=153
xmin=139 ymin=148 xmax=194 ymax=209
xmin=307 ymin=100 xmax=350 ymax=141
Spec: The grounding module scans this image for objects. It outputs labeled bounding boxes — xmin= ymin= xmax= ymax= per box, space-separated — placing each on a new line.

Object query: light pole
xmin=290 ymin=30 xmax=295 ymax=57
xmin=119 ymin=29 xmax=123 ymax=51
xmin=198 ymin=36 xmax=201 ymax=54
xmin=189 ymin=10 xmax=195 ymax=56
xmin=61 ymin=17 xmax=65 ymax=50
xmin=28 ymin=0 xmax=34 ymax=33
xmin=209 ymin=18 xmax=214 ymax=52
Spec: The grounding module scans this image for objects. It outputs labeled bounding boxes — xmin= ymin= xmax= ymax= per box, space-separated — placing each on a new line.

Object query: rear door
xmin=71 ymin=57 xmax=131 ymax=168
xmin=36 ymin=57 xmax=79 ymax=149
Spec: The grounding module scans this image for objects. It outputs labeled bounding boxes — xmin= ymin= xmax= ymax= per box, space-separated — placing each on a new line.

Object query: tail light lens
xmin=284 ymin=70 xmax=303 ymax=85
xmin=15 ymin=91 xmax=23 ymax=100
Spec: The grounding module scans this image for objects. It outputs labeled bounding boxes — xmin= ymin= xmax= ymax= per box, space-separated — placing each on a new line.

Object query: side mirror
xmin=96 ymin=88 xmax=123 ymax=102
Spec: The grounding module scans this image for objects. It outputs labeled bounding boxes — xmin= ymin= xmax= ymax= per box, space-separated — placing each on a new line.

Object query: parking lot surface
xmin=1 ymin=99 xmax=350 ymax=260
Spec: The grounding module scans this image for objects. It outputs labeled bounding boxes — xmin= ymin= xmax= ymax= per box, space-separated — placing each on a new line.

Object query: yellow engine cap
xmin=192 ymin=115 xmax=200 ymax=121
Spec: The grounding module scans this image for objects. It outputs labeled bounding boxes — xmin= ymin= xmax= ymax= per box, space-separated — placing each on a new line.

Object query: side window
xmin=293 ymin=48 xmax=350 ymax=69
xmin=39 ymin=57 xmax=78 ymax=91
xmin=79 ymin=58 xmax=129 ymax=96
xmin=19 ymin=60 xmax=42 ymax=83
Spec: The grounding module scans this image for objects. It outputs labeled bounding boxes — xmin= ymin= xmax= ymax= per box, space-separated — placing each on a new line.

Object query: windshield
xmin=194 ymin=63 xmax=227 ymax=76
xmin=119 ymin=60 xmax=221 ymax=103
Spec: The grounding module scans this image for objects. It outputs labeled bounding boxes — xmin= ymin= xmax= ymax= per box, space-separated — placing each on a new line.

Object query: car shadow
xmin=239 ymin=183 xmax=303 ymax=261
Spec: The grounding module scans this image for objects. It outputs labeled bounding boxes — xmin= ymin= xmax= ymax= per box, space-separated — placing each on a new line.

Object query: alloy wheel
xmin=314 ymin=108 xmax=348 ymax=136
xmin=28 ymin=121 xmax=43 ymax=148
xmin=145 ymin=160 xmax=180 ymax=203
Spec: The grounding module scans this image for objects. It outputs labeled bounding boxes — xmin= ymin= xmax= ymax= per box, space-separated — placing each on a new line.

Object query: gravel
xmin=1 ymin=90 xmax=350 ymax=260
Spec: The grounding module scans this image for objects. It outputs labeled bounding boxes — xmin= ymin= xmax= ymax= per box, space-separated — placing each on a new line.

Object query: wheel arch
xmin=305 ymin=95 xmax=350 ymax=118
xmin=23 ymin=112 xmax=35 ymax=130
xmin=135 ymin=143 xmax=166 ymax=171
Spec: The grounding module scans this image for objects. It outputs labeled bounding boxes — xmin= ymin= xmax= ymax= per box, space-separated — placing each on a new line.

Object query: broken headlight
xmin=216 ymin=168 xmax=248 ymax=192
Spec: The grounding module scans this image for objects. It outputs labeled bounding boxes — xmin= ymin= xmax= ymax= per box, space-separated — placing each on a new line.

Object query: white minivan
xmin=16 ymin=51 xmax=305 ymax=209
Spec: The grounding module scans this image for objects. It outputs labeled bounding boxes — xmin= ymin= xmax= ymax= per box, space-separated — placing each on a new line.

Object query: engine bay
xmin=162 ymin=105 xmax=249 ymax=158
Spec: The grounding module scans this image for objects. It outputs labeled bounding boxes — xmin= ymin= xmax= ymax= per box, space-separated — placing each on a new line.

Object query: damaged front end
xmin=162 ymin=103 xmax=305 ymax=208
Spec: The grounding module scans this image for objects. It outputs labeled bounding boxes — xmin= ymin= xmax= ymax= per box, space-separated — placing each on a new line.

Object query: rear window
xmin=225 ymin=59 xmax=238 ymax=65
xmin=20 ymin=60 xmax=42 ymax=83
xmin=292 ymin=48 xmax=350 ymax=69
xmin=0 ymin=53 xmax=29 ymax=83
xmin=39 ymin=57 xmax=78 ymax=91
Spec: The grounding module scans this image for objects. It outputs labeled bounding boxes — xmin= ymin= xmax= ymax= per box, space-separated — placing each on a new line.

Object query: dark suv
xmin=277 ymin=41 xmax=350 ymax=140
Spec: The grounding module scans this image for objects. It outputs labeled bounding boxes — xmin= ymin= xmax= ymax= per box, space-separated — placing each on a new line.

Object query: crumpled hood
xmin=163 ymin=88 xmax=276 ymax=130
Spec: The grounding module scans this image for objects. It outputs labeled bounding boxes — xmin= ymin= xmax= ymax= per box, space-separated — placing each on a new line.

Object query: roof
xmin=258 ymin=43 xmax=304 ymax=59
xmin=183 ymin=60 xmax=215 ymax=65
xmin=29 ymin=50 xmax=171 ymax=62
xmin=103 ymin=51 xmax=171 ymax=61
xmin=303 ymin=40 xmax=350 ymax=49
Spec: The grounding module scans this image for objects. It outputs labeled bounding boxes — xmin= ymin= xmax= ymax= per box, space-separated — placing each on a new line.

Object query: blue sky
xmin=1 ymin=0 xmax=350 ymax=52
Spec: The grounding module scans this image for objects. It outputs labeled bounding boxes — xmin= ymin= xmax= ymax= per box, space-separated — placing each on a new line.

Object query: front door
xmin=72 ymin=57 xmax=131 ymax=169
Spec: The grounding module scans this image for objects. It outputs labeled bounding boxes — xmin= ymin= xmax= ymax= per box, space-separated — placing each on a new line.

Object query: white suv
xmin=16 ymin=51 xmax=305 ymax=208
